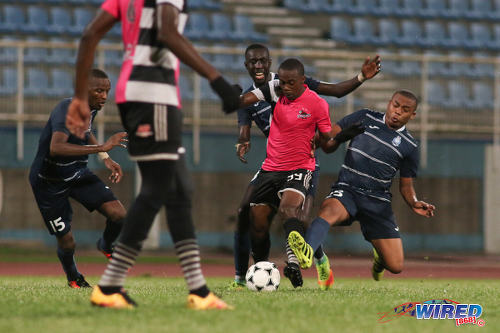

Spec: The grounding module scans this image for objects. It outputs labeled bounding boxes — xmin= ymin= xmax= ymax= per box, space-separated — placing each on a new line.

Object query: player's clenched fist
xmin=66 ymin=97 xmax=90 ymax=139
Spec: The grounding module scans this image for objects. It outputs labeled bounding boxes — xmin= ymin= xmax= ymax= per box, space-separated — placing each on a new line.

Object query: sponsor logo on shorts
xmin=378 ymin=299 xmax=485 ymax=327
xmin=136 ymin=124 xmax=153 ymax=138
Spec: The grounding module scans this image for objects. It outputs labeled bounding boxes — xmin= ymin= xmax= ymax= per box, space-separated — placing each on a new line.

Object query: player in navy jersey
xmin=29 ymin=69 xmax=128 ymax=289
xmin=231 ymin=43 xmax=381 ymax=289
xmin=288 ymin=90 xmax=436 ymax=282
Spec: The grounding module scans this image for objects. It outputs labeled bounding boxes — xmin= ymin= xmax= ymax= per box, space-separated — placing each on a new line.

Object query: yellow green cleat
xmin=287 ymin=231 xmax=313 ymax=269
xmin=315 ymin=256 xmax=334 ymax=290
xmin=372 ymin=248 xmax=385 ymax=281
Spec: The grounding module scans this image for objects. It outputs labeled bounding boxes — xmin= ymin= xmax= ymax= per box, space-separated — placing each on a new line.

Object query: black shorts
xmin=326 ymin=183 xmax=400 ymax=241
xmin=248 ymin=169 xmax=313 ymax=210
xmin=250 ymin=165 xmax=320 ymax=198
xmin=31 ymin=168 xmax=116 ymax=236
xmin=118 ymin=102 xmax=183 ymax=161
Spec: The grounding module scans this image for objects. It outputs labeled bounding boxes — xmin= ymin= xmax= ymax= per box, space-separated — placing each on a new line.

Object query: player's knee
xmin=386 ymin=261 xmax=403 ymax=274
xmin=57 ymin=233 xmax=75 ymax=250
xmin=278 ymin=204 xmax=299 ymax=220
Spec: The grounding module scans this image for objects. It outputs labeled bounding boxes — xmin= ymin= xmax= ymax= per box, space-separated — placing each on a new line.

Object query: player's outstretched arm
xmin=314 ymin=55 xmax=381 ymax=98
xmin=67 ymin=10 xmax=117 ymax=138
xmin=236 ymin=125 xmax=251 ymax=163
xmin=319 ymin=122 xmax=365 ymax=153
xmin=157 ymin=4 xmax=240 ymax=113
xmin=399 ymin=177 xmax=435 ymax=218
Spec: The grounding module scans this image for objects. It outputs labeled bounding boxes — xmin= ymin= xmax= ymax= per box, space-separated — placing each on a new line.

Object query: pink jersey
xmin=101 ymin=0 xmax=187 ymax=106
xmin=262 ymin=86 xmax=331 ymax=171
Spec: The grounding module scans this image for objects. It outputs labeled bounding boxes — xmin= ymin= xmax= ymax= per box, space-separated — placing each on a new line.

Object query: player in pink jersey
xmin=233 ymin=58 xmax=365 ymax=287
xmin=66 ymin=0 xmax=240 ymax=310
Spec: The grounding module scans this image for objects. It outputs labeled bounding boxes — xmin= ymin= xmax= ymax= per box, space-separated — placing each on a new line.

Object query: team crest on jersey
xmin=297 ymin=109 xmax=311 ymax=119
xmin=392 ymin=136 xmax=402 ymax=147
xmin=136 ymin=124 xmax=153 ymax=138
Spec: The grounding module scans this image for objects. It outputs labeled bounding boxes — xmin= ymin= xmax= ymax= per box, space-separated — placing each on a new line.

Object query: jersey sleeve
xmin=304 ymin=76 xmax=320 ymax=92
xmin=237 ymin=106 xmax=252 ymax=127
xmin=316 ymin=98 xmax=332 ymax=133
xmin=101 ymin=0 xmax=120 ymax=18
xmin=157 ymin=0 xmax=184 ymax=11
xmin=400 ymin=146 xmax=419 ymax=178
xmin=50 ymin=100 xmax=71 ymax=136
xmin=337 ymin=109 xmax=368 ymax=129
xmin=250 ymin=79 xmax=279 ymax=104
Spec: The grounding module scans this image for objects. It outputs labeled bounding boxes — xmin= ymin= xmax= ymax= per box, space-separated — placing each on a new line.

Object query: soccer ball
xmin=245 ymin=261 xmax=280 ymax=292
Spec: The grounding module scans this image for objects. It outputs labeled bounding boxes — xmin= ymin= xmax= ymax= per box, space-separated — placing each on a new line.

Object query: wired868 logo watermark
xmin=378 ymin=299 xmax=485 ymax=327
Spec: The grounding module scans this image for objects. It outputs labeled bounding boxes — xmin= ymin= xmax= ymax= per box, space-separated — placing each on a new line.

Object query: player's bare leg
xmin=56 ymin=231 xmax=90 ymax=288
xmin=96 ymin=200 xmax=126 ymax=259
xmin=249 ymin=204 xmax=274 ymax=262
xmin=370 ymin=238 xmax=404 ymax=281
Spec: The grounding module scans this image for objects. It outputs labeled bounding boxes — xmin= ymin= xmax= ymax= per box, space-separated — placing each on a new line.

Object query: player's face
xmin=385 ymin=93 xmax=417 ymax=129
xmin=245 ymin=48 xmax=272 ymax=86
xmin=277 ymin=68 xmax=305 ymax=100
xmin=88 ymin=77 xmax=111 ymax=110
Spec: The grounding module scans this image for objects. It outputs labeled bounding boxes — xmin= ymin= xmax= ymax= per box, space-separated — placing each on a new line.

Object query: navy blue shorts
xmin=326 ymin=184 xmax=400 ymax=241
xmin=30 ymin=168 xmax=117 ymax=236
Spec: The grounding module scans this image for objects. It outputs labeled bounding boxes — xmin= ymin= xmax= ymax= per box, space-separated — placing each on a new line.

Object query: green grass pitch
xmin=0 ymin=276 xmax=498 ymax=333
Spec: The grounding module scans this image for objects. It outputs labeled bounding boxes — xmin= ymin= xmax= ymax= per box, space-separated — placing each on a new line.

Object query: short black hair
xmin=278 ymin=58 xmax=304 ymax=76
xmin=245 ymin=44 xmax=269 ymax=57
xmin=392 ymin=89 xmax=419 ymax=108
xmin=90 ymin=68 xmax=109 ymax=79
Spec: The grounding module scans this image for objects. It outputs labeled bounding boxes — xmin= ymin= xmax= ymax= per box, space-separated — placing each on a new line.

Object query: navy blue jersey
xmin=237 ymin=72 xmax=320 ymax=137
xmin=30 ymin=98 xmax=98 ymax=183
xmin=336 ymin=109 xmax=419 ymax=202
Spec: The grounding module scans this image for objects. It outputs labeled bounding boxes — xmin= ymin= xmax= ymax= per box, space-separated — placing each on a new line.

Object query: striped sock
xmin=98 ymin=242 xmax=139 ymax=288
xmin=286 ymin=243 xmax=299 ymax=266
xmin=174 ymin=239 xmax=208 ymax=294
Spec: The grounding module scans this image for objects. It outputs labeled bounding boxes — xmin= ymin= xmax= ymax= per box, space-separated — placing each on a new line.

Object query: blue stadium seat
xmin=0 ymin=37 xmax=19 ymax=64
xmin=302 ymin=0 xmax=332 ymax=13
xmin=377 ymin=0 xmax=401 ymax=16
xmin=350 ymin=18 xmax=377 ymax=45
xmin=211 ymin=13 xmax=233 ymax=41
xmin=46 ymin=7 xmax=72 ymax=34
xmin=489 ymin=0 xmax=500 ymax=20
xmin=46 ymin=69 xmax=73 ymax=97
xmin=237 ymin=74 xmax=253 ymax=92
xmin=330 ymin=17 xmax=352 ymax=43
xmin=469 ymin=82 xmax=494 ymax=109
xmin=396 ymin=21 xmax=423 ymax=46
xmin=467 ymin=0 xmax=492 ymax=20
xmin=397 ymin=0 xmax=425 ymax=17
xmin=420 ymin=0 xmax=448 ymax=18
xmin=349 ymin=0 xmax=378 ymax=16
xmin=107 ymin=72 xmax=119 ymax=99
xmin=233 ymin=15 xmax=267 ymax=42
xmin=446 ymin=22 xmax=469 ymax=49
xmin=447 ymin=0 xmax=468 ymax=19
xmin=490 ymin=24 xmax=500 ymax=50
xmin=469 ymin=23 xmax=492 ymax=50
xmin=421 ymin=21 xmax=446 ymax=48
xmin=424 ymin=50 xmax=448 ymax=77
xmin=24 ymin=68 xmax=49 ymax=97
xmin=69 ymin=8 xmax=95 ymax=35
xmin=468 ymin=52 xmax=495 ymax=78
xmin=24 ymin=38 xmax=49 ymax=64
xmin=184 ymin=13 xmax=211 ymax=40
xmin=328 ymin=0 xmax=354 ymax=14
xmin=426 ymin=81 xmax=447 ymax=107
xmin=0 ymin=5 xmax=26 ymax=33
xmin=445 ymin=81 xmax=472 ymax=109
xmin=378 ymin=19 xmax=399 ymax=46
xmin=447 ymin=51 xmax=471 ymax=77
xmin=23 ymin=6 xmax=49 ymax=34
xmin=0 ymin=67 xmax=17 ymax=96
xmin=396 ymin=50 xmax=421 ymax=76
xmin=375 ymin=49 xmax=399 ymax=75
xmin=189 ymin=0 xmax=222 ymax=10
xmin=46 ymin=38 xmax=76 ymax=65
